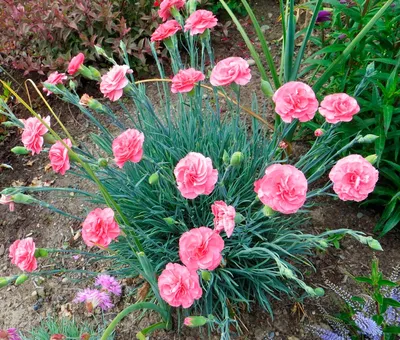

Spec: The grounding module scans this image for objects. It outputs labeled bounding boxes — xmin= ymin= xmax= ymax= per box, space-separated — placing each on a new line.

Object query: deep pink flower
xmin=151 ymin=20 xmax=181 ymax=42
xmin=158 ymin=263 xmax=202 ymax=308
xmin=184 ymin=10 xmax=218 ymax=35
xmin=95 ymin=274 xmax=122 ymax=296
xmin=82 ymin=208 xmax=120 ymax=248
xmin=74 ymin=288 xmax=114 ymax=312
xmin=316 ymin=10 xmax=332 ymax=23
xmin=254 ymin=164 xmax=308 ymax=214
xmin=0 ymin=195 xmax=15 ymax=212
xmin=67 ymin=53 xmax=85 ymax=75
xmin=314 ymin=128 xmax=324 ymax=137
xmin=21 ymin=116 xmax=50 ymax=155
xmin=279 ymin=141 xmax=288 ymax=149
xmin=319 ymin=93 xmax=360 ymax=124
xmin=0 ymin=328 xmax=21 ymax=340
xmin=183 ymin=317 xmax=192 ymax=326
xmin=272 ymin=81 xmax=319 ymax=123
xmin=174 ymin=152 xmax=218 ymax=199
xmin=9 ymin=238 xmax=37 ymax=272
xmin=100 ymin=65 xmax=132 ymax=102
xmin=43 ymin=72 xmax=67 ymax=96
xmin=211 ymin=201 xmax=236 ymax=238
xmin=179 ymin=227 xmax=224 ymax=271
xmin=329 ymin=154 xmax=379 ymax=202
xmin=210 ymin=57 xmax=251 ymax=86
xmin=158 ymin=0 xmax=185 ymax=21
xmin=49 ymin=138 xmax=72 ymax=175
xmin=171 ymin=68 xmax=205 ymax=93
xmin=112 ymin=128 xmax=144 ymax=168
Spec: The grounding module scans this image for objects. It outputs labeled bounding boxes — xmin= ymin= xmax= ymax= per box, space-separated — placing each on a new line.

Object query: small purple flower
xmin=353 ymin=312 xmax=382 ymax=338
xmin=0 ymin=329 xmax=21 ymax=340
xmin=307 ymin=325 xmax=350 ymax=340
xmin=95 ymin=274 xmax=122 ymax=296
xmin=339 ymin=0 xmax=347 ymax=4
xmin=74 ymin=288 xmax=114 ymax=312
xmin=338 ymin=34 xmax=347 ymax=40
xmin=316 ymin=10 xmax=332 ymax=23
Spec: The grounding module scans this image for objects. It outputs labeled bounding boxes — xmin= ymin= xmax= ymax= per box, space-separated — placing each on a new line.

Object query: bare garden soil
xmin=1 ymin=1 xmax=400 ymax=339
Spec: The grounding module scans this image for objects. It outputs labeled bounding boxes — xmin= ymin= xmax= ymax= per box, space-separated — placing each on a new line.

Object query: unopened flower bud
xmin=304 ymin=285 xmax=317 ymax=296
xmin=148 ymin=173 xmax=159 ymax=185
xmin=0 ymin=277 xmax=8 ymax=288
xmin=234 ymin=213 xmax=245 ymax=224
xmin=365 ymin=154 xmax=378 ymax=165
xmin=88 ymin=66 xmax=101 ymax=80
xmin=79 ymin=94 xmax=93 ymax=106
xmin=357 ymin=134 xmax=379 ymax=143
xmin=230 ymin=152 xmax=243 ymax=167
xmin=222 ymin=150 xmax=229 ymax=164
xmin=262 ymin=205 xmax=274 ymax=217
xmin=12 ymin=193 xmax=35 ymax=204
xmin=314 ymin=287 xmax=325 ymax=296
xmin=34 ymin=248 xmax=49 ymax=258
xmin=15 ymin=274 xmax=29 ymax=285
xmin=319 ymin=240 xmax=328 ymax=248
xmin=201 ymin=270 xmax=211 ymax=281
xmin=281 ymin=268 xmax=295 ymax=279
xmin=87 ymin=99 xmax=104 ymax=112
xmin=80 ymin=334 xmax=91 ymax=340
xmin=94 ymin=45 xmax=106 ymax=56
xmin=367 ymin=239 xmax=383 ymax=251
xmin=261 ymin=79 xmax=274 ymax=98
xmin=314 ymin=128 xmax=324 ymax=137
xmin=69 ymin=80 xmax=77 ymax=91
xmin=11 ymin=146 xmax=29 ymax=155
xmin=163 ymin=217 xmax=176 ymax=225
xmin=79 ymin=65 xmax=93 ymax=79
xmin=184 ymin=316 xmax=208 ymax=327
xmin=43 ymin=133 xmax=56 ymax=144
xmin=97 ymin=158 xmax=108 ymax=167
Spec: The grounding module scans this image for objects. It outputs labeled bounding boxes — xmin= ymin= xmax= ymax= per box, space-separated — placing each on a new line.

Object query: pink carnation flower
xmin=158 ymin=263 xmax=202 ymax=308
xmin=174 ymin=152 xmax=218 ymax=199
xmin=100 ymin=65 xmax=132 ymax=102
xmin=319 ymin=93 xmax=360 ymax=124
xmin=314 ymin=128 xmax=324 ymax=137
xmin=0 ymin=195 xmax=15 ymax=212
xmin=151 ymin=20 xmax=181 ymax=42
xmin=9 ymin=237 xmax=37 ymax=272
xmin=112 ymin=128 xmax=145 ymax=168
xmin=210 ymin=57 xmax=251 ymax=86
xmin=21 ymin=116 xmax=50 ymax=155
xmin=43 ymin=71 xmax=67 ymax=96
xmin=158 ymin=0 xmax=185 ymax=21
xmin=179 ymin=227 xmax=224 ymax=271
xmin=82 ymin=208 xmax=120 ymax=248
xmin=171 ymin=68 xmax=205 ymax=93
xmin=254 ymin=164 xmax=308 ymax=214
xmin=329 ymin=154 xmax=379 ymax=202
xmin=211 ymin=201 xmax=236 ymax=238
xmin=272 ymin=81 xmax=319 ymax=123
xmin=74 ymin=288 xmax=114 ymax=312
xmin=95 ymin=274 xmax=122 ymax=296
xmin=67 ymin=53 xmax=85 ymax=75
xmin=0 ymin=328 xmax=21 ymax=340
xmin=184 ymin=10 xmax=218 ymax=35
xmin=49 ymin=138 xmax=72 ymax=175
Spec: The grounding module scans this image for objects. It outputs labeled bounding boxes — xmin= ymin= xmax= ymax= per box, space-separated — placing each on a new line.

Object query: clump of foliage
xmin=308 ymin=258 xmax=400 ymax=340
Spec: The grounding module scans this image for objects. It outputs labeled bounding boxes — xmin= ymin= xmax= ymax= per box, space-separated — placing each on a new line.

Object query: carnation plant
xmin=0 ymin=0 xmax=383 ymax=338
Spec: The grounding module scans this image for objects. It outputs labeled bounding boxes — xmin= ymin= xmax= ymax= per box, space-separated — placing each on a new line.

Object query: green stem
xmin=137 ymin=322 xmax=170 ymax=339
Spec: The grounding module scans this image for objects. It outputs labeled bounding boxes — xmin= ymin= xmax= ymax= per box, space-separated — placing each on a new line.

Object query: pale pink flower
xmin=82 ymin=208 xmax=120 ymax=248
xmin=210 ymin=57 xmax=251 ymax=86
xmin=100 ymin=65 xmax=132 ymax=102
xmin=314 ymin=128 xmax=324 ymax=137
xmin=0 ymin=195 xmax=15 ymax=212
xmin=95 ymin=274 xmax=122 ymax=296
xmin=254 ymin=164 xmax=308 ymax=214
xmin=184 ymin=10 xmax=218 ymax=35
xmin=49 ymin=138 xmax=72 ymax=175
xmin=151 ymin=20 xmax=181 ymax=42
xmin=158 ymin=0 xmax=186 ymax=21
xmin=319 ymin=93 xmax=360 ymax=124
xmin=183 ymin=317 xmax=192 ymax=326
xmin=179 ymin=227 xmax=224 ymax=271
xmin=272 ymin=81 xmax=319 ymax=123
xmin=158 ymin=263 xmax=202 ymax=308
xmin=211 ymin=201 xmax=236 ymax=237
xmin=171 ymin=68 xmax=205 ymax=93
xmin=329 ymin=154 xmax=379 ymax=202
xmin=174 ymin=152 xmax=218 ymax=199
xmin=9 ymin=238 xmax=37 ymax=272
xmin=21 ymin=116 xmax=50 ymax=155
xmin=112 ymin=129 xmax=144 ymax=168
xmin=0 ymin=328 xmax=21 ymax=340
xmin=43 ymin=71 xmax=67 ymax=96
xmin=279 ymin=141 xmax=288 ymax=149
xmin=74 ymin=288 xmax=113 ymax=312
xmin=67 ymin=53 xmax=85 ymax=75
xmin=79 ymin=94 xmax=92 ymax=106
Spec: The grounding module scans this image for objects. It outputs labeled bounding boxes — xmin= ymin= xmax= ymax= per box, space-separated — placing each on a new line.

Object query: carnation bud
xmin=262 ymin=205 xmax=274 ymax=217
xmin=163 ymin=217 xmax=176 ymax=225
xmin=79 ymin=65 xmax=93 ymax=79
xmin=12 ymin=193 xmax=35 ymax=204
xmin=234 ymin=213 xmax=245 ymax=224
xmin=148 ymin=173 xmax=159 ymax=185
xmin=261 ymin=79 xmax=274 ymax=98
xmin=50 ymin=335 xmax=66 ymax=340
xmin=0 ymin=278 xmax=8 ymax=288
xmin=314 ymin=287 xmax=325 ymax=296
xmin=357 ymin=134 xmax=379 ymax=143
xmin=69 ymin=80 xmax=77 ymax=91
xmin=222 ymin=150 xmax=229 ymax=164
xmin=201 ymin=270 xmax=211 ymax=281
xmin=97 ymin=158 xmax=108 ymax=167
xmin=187 ymin=0 xmax=197 ymax=14
xmin=319 ymin=240 xmax=328 ymax=248
xmin=314 ymin=128 xmax=324 ymax=137
xmin=184 ymin=316 xmax=208 ymax=327
xmin=230 ymin=152 xmax=243 ymax=167
xmin=34 ymin=248 xmax=49 ymax=258
xmin=367 ymin=239 xmax=383 ymax=251
xmin=11 ymin=146 xmax=29 ymax=155
xmin=43 ymin=133 xmax=56 ymax=144
xmin=87 ymin=99 xmax=104 ymax=112
xmin=88 ymin=66 xmax=101 ymax=80
xmin=15 ymin=274 xmax=29 ymax=285
xmin=281 ymin=268 xmax=295 ymax=279
xmin=80 ymin=333 xmax=91 ymax=340
xmin=304 ymin=285 xmax=317 ymax=296
xmin=365 ymin=154 xmax=378 ymax=165
xmin=94 ymin=45 xmax=106 ymax=56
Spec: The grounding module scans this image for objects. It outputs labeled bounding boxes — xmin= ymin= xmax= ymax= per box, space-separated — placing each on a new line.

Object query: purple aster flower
xmin=74 ymin=288 xmax=114 ymax=312
xmin=384 ymin=306 xmax=400 ymax=326
xmin=0 ymin=329 xmax=21 ymax=340
xmin=316 ymin=10 xmax=332 ymax=23
xmin=95 ymin=274 xmax=122 ymax=296
xmin=307 ymin=325 xmax=350 ymax=340
xmin=353 ymin=312 xmax=382 ymax=338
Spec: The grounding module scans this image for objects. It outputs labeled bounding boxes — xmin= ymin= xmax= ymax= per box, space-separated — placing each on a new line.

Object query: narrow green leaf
xmin=383 ymin=105 xmax=394 ymax=136
xmin=354 ymin=276 xmax=373 ymax=284
xmin=284 ymin=0 xmax=295 ymax=81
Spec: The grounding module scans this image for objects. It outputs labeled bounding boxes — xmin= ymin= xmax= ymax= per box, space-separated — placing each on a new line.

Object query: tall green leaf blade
xmin=284 ymin=0 xmax=295 ymax=81
xmin=383 ymin=105 xmax=394 ymax=136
